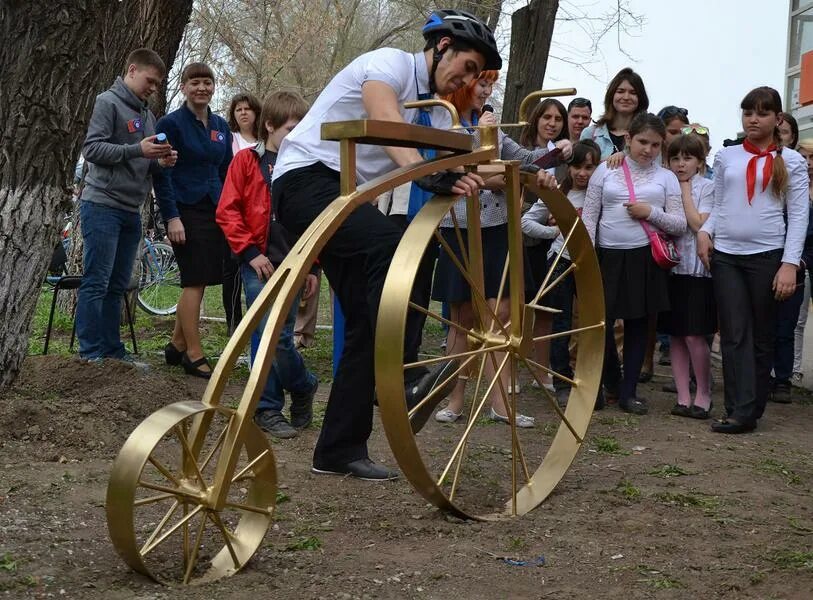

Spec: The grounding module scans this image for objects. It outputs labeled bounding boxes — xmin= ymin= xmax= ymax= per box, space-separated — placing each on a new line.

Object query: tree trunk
xmin=502 ymin=0 xmax=559 ymax=137
xmin=0 ymin=0 xmax=189 ymax=391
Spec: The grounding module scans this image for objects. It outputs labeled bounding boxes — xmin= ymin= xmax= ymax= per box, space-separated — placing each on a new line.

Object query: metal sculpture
xmin=106 ymin=88 xmax=605 ymax=584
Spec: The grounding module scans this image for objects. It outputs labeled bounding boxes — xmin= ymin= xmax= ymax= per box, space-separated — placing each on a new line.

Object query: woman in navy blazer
xmin=155 ymin=62 xmax=233 ymax=378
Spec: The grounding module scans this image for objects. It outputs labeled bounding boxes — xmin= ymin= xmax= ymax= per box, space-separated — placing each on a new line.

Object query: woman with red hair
xmin=431 ymin=71 xmax=555 ymax=427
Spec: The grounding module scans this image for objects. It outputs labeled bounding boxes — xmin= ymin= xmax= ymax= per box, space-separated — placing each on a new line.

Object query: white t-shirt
xmin=273 ymin=48 xmax=451 ymax=184
xmin=674 ymin=174 xmax=714 ymax=277
xmin=700 ymin=145 xmax=809 ymax=265
xmin=232 ymin=131 xmax=256 ymax=155
xmin=582 ymin=160 xmax=685 ymax=249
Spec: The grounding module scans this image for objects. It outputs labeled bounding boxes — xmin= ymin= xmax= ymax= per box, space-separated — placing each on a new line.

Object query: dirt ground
xmin=1 ymin=351 xmax=812 ymax=599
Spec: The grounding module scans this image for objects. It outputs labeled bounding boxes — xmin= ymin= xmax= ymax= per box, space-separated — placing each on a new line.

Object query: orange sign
xmin=801 ymin=50 xmax=813 ymax=106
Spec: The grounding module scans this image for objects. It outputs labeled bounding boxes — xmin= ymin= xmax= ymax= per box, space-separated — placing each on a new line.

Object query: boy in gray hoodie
xmin=76 ymin=48 xmax=177 ymax=362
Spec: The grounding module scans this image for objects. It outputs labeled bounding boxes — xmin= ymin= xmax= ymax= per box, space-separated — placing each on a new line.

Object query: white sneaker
xmin=791 ymin=372 xmax=804 ymax=387
xmin=434 ymin=407 xmax=463 ymax=423
xmin=489 ymin=407 xmax=535 ymax=428
xmin=531 ymin=379 xmax=555 ymax=392
xmin=507 ymin=383 xmax=521 ymax=394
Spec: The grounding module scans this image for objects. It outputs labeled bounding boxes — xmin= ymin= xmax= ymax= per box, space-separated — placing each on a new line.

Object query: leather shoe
xmin=406 ymin=359 xmax=460 ymax=433
xmin=670 ymin=403 xmax=691 ymax=417
xmin=710 ymin=419 xmax=756 ymax=434
xmin=619 ymin=397 xmax=648 ymax=415
xmin=311 ymin=457 xmax=399 ymax=481
xmin=290 ymin=378 xmax=318 ymax=429
xmin=164 ymin=342 xmax=185 ymax=366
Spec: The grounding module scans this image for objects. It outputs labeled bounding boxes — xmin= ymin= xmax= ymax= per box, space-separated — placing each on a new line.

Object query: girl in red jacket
xmin=217 ymin=91 xmax=319 ymax=440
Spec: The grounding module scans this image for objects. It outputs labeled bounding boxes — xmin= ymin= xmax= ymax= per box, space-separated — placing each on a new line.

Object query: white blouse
xmin=520 ymin=189 xmax=586 ymax=262
xmin=674 ymin=175 xmax=714 ymax=278
xmin=700 ymin=145 xmax=809 ymax=265
xmin=581 ymin=159 xmax=686 ymax=249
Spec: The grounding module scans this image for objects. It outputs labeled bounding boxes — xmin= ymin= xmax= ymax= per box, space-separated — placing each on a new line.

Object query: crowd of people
xmin=72 ymin=9 xmax=811 ymax=480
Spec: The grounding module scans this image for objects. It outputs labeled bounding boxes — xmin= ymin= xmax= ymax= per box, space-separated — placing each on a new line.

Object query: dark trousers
xmin=773 ymin=272 xmax=805 ymax=383
xmin=389 ymin=213 xmax=438 ymax=365
xmin=603 ymin=316 xmax=648 ymax=403
xmin=223 ymin=250 xmax=243 ymax=334
xmin=712 ymin=249 xmax=781 ymax=424
xmin=548 ymin=257 xmax=576 ymax=391
xmin=273 ymin=163 xmax=423 ymax=465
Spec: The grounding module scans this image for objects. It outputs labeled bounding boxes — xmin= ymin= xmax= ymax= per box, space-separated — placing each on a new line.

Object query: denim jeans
xmin=241 ymin=262 xmax=316 ymax=413
xmin=76 ymin=201 xmax=141 ymax=359
xmin=773 ymin=271 xmax=805 ymax=382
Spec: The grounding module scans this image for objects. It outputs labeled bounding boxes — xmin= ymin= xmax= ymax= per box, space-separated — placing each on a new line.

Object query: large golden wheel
xmin=376 ymin=164 xmax=605 ymax=520
xmin=106 ymin=402 xmax=276 ymax=584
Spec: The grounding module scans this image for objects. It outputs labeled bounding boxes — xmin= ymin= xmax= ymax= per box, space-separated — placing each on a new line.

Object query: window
xmin=790 ymin=8 xmax=813 ymax=68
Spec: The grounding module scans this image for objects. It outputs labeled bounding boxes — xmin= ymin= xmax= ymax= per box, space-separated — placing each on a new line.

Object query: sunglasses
xmin=658 ymin=106 xmax=688 ymax=120
xmin=682 ymin=125 xmax=709 ymax=135
xmin=568 ymin=97 xmax=592 ymax=111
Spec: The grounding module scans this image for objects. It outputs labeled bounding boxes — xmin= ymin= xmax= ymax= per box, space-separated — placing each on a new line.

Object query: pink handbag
xmin=621 ymin=159 xmax=681 ymax=270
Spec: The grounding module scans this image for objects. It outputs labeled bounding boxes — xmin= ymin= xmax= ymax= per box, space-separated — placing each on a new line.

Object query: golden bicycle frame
xmin=106 ymin=88 xmax=606 ymax=585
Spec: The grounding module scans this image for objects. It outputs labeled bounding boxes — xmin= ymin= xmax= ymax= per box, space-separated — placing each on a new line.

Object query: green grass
xmin=0 ymin=553 xmax=16 ymax=572
xmin=655 ymin=491 xmax=720 ymax=511
xmin=636 ymin=566 xmax=684 ymax=589
xmin=616 ymin=480 xmax=641 ymax=500
xmin=597 ymin=415 xmax=640 ymax=427
xmin=285 ymin=535 xmax=322 ymax=551
xmin=757 ymin=458 xmax=801 ymax=485
xmin=768 ymin=549 xmax=813 ymax=571
xmin=592 ymin=436 xmax=630 ymax=455
xmin=648 ymin=464 xmax=691 ymax=478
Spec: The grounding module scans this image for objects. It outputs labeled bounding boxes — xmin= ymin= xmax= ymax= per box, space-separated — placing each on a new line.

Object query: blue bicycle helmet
xmin=422 ymin=9 xmax=502 ymax=71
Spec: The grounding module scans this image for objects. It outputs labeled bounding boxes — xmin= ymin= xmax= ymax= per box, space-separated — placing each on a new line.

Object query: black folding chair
xmin=43 ymin=275 xmax=138 ymax=355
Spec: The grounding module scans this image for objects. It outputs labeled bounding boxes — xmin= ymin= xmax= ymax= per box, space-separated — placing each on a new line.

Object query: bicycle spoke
xmin=200 ymin=425 xmax=229 ymax=473
xmin=517 ymin=355 xmax=582 ymax=443
xmin=142 ymin=504 xmax=204 ymax=558
xmin=527 ymin=303 xmax=562 ymax=315
xmin=449 ymin=209 xmax=471 ymax=273
xmin=486 ymin=351 xmax=531 ymax=484
xmin=407 ymin=354 xmax=478 ymax=420
xmin=208 ymin=512 xmax=241 ymax=569
xmin=223 ymin=501 xmax=272 ymax=516
xmin=182 ymin=510 xmax=208 ymax=585
xmin=139 ymin=500 xmax=180 ymax=555
xmin=449 ymin=353 xmax=488 ymax=502
xmin=230 ymin=449 xmax=271 ymax=484
xmin=147 ymin=455 xmax=181 ymax=487
xmin=488 ymin=252 xmax=511 ymax=334
xmin=408 ymin=301 xmax=489 ymax=344
xmin=403 ymin=342 xmax=508 ymax=370
xmin=133 ymin=493 xmax=176 ymax=507
xmin=524 ymin=357 xmax=579 ymax=388
xmin=175 ymin=425 xmax=207 ymax=490
xmin=532 ymin=218 xmax=580 ymax=305
xmin=533 ymin=321 xmax=604 ymax=343
xmin=137 ymin=480 xmax=202 ymax=501
xmin=536 ymin=262 xmax=577 ymax=301
xmin=438 ymin=352 xmax=510 ymax=487
xmin=433 ymin=230 xmax=510 ymax=338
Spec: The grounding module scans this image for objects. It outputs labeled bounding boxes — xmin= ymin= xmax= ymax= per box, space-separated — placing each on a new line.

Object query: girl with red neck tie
xmin=697 ymin=87 xmax=809 ymax=434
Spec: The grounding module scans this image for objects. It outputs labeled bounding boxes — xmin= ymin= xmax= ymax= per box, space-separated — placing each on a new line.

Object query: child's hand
xmin=249 ymin=254 xmax=275 ymax=282
xmin=605 ymin=152 xmax=625 ymax=169
xmin=773 ymin=263 xmax=798 ymax=301
xmin=696 ymin=231 xmax=713 ymax=270
xmin=479 ymin=111 xmax=498 ymax=126
xmin=622 ymin=202 xmax=652 ymax=220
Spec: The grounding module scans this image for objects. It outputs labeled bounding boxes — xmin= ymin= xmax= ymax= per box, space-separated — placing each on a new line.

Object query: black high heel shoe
xmin=164 ymin=342 xmax=186 ymax=366
xmin=181 ymin=354 xmax=212 ymax=379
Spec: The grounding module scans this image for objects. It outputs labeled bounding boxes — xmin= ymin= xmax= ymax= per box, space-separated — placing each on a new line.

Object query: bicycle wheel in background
xmin=137 ymin=241 xmax=181 ymax=316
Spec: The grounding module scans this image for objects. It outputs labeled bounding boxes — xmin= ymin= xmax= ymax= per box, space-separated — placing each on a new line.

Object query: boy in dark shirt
xmin=217 ymin=91 xmax=318 ymax=439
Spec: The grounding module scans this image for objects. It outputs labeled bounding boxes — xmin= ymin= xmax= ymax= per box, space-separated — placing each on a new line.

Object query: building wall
xmin=788 ymin=1 xmax=813 ymax=137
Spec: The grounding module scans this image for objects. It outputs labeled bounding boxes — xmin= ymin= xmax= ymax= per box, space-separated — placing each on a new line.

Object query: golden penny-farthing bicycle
xmin=106 ymin=88 xmax=605 ymax=584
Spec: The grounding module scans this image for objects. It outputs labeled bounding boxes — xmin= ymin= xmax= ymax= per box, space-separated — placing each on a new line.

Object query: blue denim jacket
xmin=580 ymin=123 xmax=618 ymax=160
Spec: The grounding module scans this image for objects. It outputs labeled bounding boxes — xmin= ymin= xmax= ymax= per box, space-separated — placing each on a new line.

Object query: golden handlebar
xmin=404 ymin=99 xmax=461 ymax=128
xmin=517 ymin=88 xmax=578 ymax=125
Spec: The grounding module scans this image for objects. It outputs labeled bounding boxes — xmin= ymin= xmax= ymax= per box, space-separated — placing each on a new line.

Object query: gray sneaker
xmin=254 ymin=410 xmax=298 ymax=439
xmin=119 ymin=353 xmax=151 ymax=373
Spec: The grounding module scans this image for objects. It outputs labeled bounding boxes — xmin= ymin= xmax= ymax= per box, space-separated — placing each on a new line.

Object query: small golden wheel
xmin=376 ymin=168 xmax=605 ymax=520
xmin=106 ymin=401 xmax=277 ymax=584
